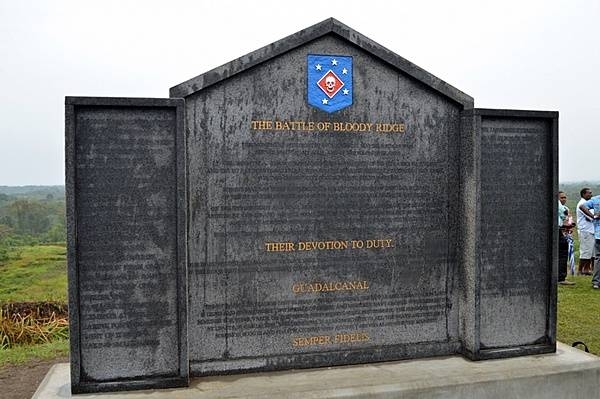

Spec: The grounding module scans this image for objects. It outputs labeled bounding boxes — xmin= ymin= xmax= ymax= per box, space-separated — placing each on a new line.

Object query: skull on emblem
xmin=325 ymin=76 xmax=336 ymax=92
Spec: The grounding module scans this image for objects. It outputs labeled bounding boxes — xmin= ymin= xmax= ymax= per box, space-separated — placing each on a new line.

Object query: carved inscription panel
xmin=185 ymin=37 xmax=462 ymax=374
xmin=69 ymin=101 xmax=185 ymax=383
xmin=479 ymin=116 xmax=552 ymax=348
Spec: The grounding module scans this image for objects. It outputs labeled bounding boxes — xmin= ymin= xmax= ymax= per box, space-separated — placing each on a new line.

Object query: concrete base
xmin=33 ymin=343 xmax=600 ymax=399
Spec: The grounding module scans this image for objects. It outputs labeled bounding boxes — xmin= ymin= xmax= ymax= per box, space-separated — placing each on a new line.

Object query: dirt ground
xmin=0 ymin=356 xmax=68 ymax=399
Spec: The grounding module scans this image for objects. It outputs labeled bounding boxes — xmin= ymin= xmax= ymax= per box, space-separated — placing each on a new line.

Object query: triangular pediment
xmin=170 ymin=18 xmax=473 ymax=108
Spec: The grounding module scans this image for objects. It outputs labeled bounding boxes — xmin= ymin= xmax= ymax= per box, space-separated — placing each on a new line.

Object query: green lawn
xmin=557 ymin=274 xmax=600 ymax=354
xmin=0 ymin=244 xmax=69 ymax=366
xmin=0 ymin=339 xmax=69 ymax=367
xmin=0 ymin=244 xmax=67 ymax=303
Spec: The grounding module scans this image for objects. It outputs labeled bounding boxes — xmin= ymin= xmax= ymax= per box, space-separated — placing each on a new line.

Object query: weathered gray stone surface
xmin=172 ymin=19 xmax=557 ymax=375
xmin=479 ymin=112 xmax=555 ymax=351
xmin=65 ymin=97 xmax=188 ymax=393
xmin=459 ymin=109 xmax=558 ymax=360
xmin=179 ymin=30 xmax=470 ymax=375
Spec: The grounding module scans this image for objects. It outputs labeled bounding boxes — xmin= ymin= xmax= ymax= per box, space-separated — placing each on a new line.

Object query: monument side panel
xmin=458 ymin=111 xmax=481 ymax=358
xmin=65 ymin=97 xmax=188 ymax=393
xmin=477 ymin=110 xmax=557 ymax=358
xmin=185 ymin=35 xmax=464 ymax=375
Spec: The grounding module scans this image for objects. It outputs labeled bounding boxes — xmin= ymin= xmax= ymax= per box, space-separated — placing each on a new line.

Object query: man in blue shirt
xmin=578 ymin=195 xmax=600 ymax=289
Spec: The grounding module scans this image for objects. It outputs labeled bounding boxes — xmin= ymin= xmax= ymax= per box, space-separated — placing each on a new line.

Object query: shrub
xmin=0 ymin=302 xmax=68 ymax=348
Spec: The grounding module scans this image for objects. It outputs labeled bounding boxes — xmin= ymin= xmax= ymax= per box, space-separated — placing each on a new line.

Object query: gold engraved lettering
xmin=351 ymin=238 xmax=394 ymax=249
xmin=276 ymin=120 xmax=296 ymax=130
xmin=332 ymin=122 xmax=373 ymax=132
xmin=264 ymin=239 xmax=392 ymax=252
xmin=292 ymin=332 xmax=369 ymax=348
xmin=292 ymin=335 xmax=331 ymax=347
xmin=365 ymin=239 xmax=394 ymax=249
xmin=375 ymin=123 xmax=405 ymax=133
xmin=250 ymin=120 xmax=273 ymax=130
xmin=292 ymin=280 xmax=369 ymax=294
xmin=334 ymin=332 xmax=369 ymax=344
xmin=251 ymin=119 xmax=406 ymax=133
xmin=264 ymin=242 xmax=296 ymax=252
xmin=297 ymin=240 xmax=348 ymax=251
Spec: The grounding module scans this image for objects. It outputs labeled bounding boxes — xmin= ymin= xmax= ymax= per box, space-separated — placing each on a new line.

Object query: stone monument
xmin=65 ymin=98 xmax=188 ymax=392
xmin=65 ymin=18 xmax=558 ymax=393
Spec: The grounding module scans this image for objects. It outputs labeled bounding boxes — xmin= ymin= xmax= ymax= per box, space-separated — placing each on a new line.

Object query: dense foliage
xmin=0 ymin=186 xmax=65 ymax=262
xmin=0 ymin=187 xmax=68 ymax=360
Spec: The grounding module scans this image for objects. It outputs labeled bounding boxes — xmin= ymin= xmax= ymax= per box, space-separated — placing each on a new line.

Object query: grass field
xmin=0 ymin=244 xmax=69 ymax=366
xmin=557 ymin=274 xmax=600 ymax=354
xmin=0 ymin=243 xmax=598 ymax=367
xmin=0 ymin=339 xmax=69 ymax=367
xmin=0 ymin=244 xmax=67 ymax=303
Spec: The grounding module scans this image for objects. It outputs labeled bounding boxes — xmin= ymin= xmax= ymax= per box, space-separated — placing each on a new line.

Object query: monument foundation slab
xmin=34 ymin=343 xmax=600 ymax=399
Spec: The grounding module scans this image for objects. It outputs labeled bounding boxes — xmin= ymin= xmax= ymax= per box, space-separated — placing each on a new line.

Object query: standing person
xmin=577 ymin=188 xmax=595 ymax=275
xmin=579 ymin=194 xmax=600 ymax=289
xmin=558 ymin=191 xmax=575 ymax=285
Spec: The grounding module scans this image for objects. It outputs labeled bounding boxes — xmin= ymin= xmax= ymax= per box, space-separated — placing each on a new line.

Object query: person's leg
xmin=580 ymin=232 xmax=595 ymax=274
xmin=558 ymin=230 xmax=568 ymax=282
xmin=592 ymin=240 xmax=600 ymax=288
xmin=579 ymin=259 xmax=591 ymax=275
xmin=592 ymin=244 xmax=596 ymax=275
xmin=578 ymin=258 xmax=585 ymax=275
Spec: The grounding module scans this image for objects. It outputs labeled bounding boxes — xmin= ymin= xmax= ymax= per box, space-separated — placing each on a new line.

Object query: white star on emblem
xmin=331 ymin=59 xmax=338 ymax=66
xmin=343 ymin=88 xmax=349 ymax=95
xmin=322 ymin=98 xmax=328 ymax=105
xmin=316 ymin=64 xmax=322 ymax=71
xmin=342 ymin=68 xmax=348 ymax=74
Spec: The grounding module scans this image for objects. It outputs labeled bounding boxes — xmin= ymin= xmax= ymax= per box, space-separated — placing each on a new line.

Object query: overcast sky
xmin=0 ymin=0 xmax=597 ymax=185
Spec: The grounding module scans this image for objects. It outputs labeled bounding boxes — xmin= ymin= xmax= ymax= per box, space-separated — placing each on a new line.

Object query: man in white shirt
xmin=577 ymin=188 xmax=595 ymax=275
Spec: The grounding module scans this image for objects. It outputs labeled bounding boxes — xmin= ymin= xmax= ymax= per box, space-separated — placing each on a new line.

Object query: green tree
xmin=43 ymin=222 xmax=66 ymax=243
xmin=4 ymin=200 xmax=51 ymax=235
xmin=0 ymin=224 xmax=12 ymax=262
